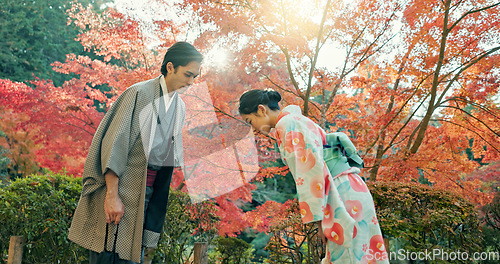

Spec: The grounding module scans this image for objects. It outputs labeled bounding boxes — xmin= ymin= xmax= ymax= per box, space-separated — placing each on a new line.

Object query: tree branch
xmin=435 ymin=45 xmax=500 ymax=106
xmin=304 ymin=0 xmax=332 ymax=116
xmin=442 ymin=96 xmax=500 ymax=119
xmin=409 ymin=0 xmax=452 ymax=154
xmin=437 ymin=105 xmax=500 ymax=137
xmin=431 ymin=118 xmax=500 ymax=153
xmin=279 ymin=46 xmax=304 ymax=99
xmin=448 ymin=2 xmax=500 ymax=32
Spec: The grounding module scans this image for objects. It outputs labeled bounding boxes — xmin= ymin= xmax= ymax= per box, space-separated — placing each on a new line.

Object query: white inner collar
xmin=160 ymin=75 xmax=171 ymax=109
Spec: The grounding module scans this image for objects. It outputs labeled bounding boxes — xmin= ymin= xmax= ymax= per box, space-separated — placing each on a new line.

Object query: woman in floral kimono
xmin=239 ymin=89 xmax=389 ymax=264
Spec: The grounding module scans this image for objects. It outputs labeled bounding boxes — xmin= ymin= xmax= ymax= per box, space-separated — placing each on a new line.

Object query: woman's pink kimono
xmin=273 ymin=105 xmax=389 ymax=264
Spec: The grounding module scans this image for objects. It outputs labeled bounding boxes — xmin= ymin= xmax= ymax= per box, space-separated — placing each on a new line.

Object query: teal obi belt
xmin=323 ymin=132 xmax=364 ymax=177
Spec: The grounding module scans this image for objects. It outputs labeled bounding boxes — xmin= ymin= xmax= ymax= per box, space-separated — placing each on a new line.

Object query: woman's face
xmin=241 ymin=105 xmax=273 ymax=135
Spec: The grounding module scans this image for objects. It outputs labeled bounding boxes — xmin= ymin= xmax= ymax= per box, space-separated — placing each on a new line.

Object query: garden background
xmin=0 ymin=0 xmax=499 ymax=263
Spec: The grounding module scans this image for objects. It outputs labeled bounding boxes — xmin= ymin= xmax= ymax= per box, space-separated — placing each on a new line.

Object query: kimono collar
xmin=276 ymin=105 xmax=302 ymax=123
xmin=159 ymin=75 xmax=171 ymax=103
xmin=160 ymin=75 xmax=175 ymax=109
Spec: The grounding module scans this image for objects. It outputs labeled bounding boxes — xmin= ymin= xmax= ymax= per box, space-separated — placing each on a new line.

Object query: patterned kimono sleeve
xmin=100 ymin=88 xmax=138 ymax=177
xmin=276 ymin=116 xmax=327 ymax=224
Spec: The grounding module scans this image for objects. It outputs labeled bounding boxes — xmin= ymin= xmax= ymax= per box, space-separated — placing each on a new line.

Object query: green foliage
xmin=152 ymin=189 xmax=220 ymax=263
xmin=480 ymin=192 xmax=500 ymax=263
xmin=243 ymin=232 xmax=271 ymax=262
xmin=0 ymin=145 xmax=10 ymax=183
xmin=369 ymin=181 xmax=483 ymax=263
xmin=480 ymin=226 xmax=500 ymax=264
xmin=248 ymin=174 xmax=297 ymax=208
xmin=209 ymin=237 xmax=255 ymax=264
xmin=0 ymin=172 xmax=86 ymax=263
xmin=0 ymin=174 xmax=221 ymax=264
xmin=0 ymin=173 xmax=484 ymax=264
xmin=263 ymin=182 xmax=483 ymax=263
xmin=0 ymin=0 xmax=104 ymax=85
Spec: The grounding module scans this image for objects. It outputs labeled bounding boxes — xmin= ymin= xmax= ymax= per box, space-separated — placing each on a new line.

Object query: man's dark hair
xmin=160 ymin=42 xmax=203 ymax=76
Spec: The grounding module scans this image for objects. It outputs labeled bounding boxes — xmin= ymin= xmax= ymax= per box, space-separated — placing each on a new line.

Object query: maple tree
xmin=0 ymin=1 xmax=261 ymax=236
xmin=337 ymin=0 xmax=500 ymax=204
xmin=0 ymin=80 xmax=41 ymax=179
xmin=1 ymin=2 xmax=176 ymax=176
xmin=183 ymin=0 xmax=500 ymax=204
xmin=0 ymin=0 xmax=498 ymax=251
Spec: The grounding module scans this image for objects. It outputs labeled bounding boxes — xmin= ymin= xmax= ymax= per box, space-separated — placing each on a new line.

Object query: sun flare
xmin=206 ymin=47 xmax=230 ymax=69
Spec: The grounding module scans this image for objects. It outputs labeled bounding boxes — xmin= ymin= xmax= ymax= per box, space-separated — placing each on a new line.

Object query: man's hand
xmin=104 ymin=193 xmax=125 ymax=224
xmin=104 ymin=169 xmax=124 ymax=224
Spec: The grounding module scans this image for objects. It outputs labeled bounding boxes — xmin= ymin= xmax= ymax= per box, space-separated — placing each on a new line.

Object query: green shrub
xmin=263 ymin=182 xmax=483 ymax=263
xmin=0 ymin=172 xmax=86 ymax=263
xmin=479 ymin=192 xmax=500 ymax=264
xmin=152 ymin=189 xmax=220 ymax=263
xmin=209 ymin=237 xmax=255 ymax=264
xmin=0 ymin=174 xmax=221 ymax=264
xmin=369 ymin=181 xmax=483 ymax=264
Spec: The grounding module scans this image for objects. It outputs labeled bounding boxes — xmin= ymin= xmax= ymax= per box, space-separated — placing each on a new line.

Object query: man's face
xmin=165 ymin=61 xmax=201 ymax=93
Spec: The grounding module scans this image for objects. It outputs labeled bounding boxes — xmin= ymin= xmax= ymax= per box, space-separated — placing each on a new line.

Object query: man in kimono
xmin=68 ymin=42 xmax=203 ymax=263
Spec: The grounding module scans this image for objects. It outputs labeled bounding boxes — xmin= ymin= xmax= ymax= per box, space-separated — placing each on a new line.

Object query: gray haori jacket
xmin=68 ymin=76 xmax=185 ymax=262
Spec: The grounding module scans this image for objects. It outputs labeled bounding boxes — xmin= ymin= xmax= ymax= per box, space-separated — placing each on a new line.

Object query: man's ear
xmin=166 ymin=62 xmax=174 ymax=74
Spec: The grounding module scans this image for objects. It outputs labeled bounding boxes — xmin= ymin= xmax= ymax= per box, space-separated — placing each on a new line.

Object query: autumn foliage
xmin=184 ymin=0 xmax=500 ymax=205
xmin=0 ymin=0 xmax=499 ymax=243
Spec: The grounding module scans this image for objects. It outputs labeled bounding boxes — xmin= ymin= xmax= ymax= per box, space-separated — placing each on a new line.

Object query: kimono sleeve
xmin=172 ymin=96 xmax=185 ymax=167
xmin=276 ymin=116 xmax=327 ymax=224
xmin=100 ymin=88 xmax=139 ymax=177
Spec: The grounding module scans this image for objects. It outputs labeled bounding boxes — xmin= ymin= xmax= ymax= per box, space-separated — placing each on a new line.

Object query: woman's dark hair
xmin=160 ymin=42 xmax=203 ymax=75
xmin=239 ymin=89 xmax=282 ymax=115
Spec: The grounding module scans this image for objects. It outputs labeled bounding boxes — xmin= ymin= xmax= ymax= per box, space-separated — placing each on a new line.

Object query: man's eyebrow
xmin=186 ymin=71 xmax=197 ymax=76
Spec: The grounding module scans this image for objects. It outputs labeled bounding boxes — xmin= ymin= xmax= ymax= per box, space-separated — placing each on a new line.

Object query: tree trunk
xmin=409 ymin=0 xmax=451 ymax=155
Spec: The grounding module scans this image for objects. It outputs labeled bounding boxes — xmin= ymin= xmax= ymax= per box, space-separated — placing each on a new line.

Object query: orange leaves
xmin=244 ymin=199 xmax=300 ymax=233
xmin=69 ymin=4 xmax=136 ymax=62
xmin=67 ymin=2 xmax=171 ymax=69
xmin=1 ymin=0 xmax=497 ymax=238
xmin=186 ymin=0 xmax=499 ymax=213
xmin=52 ymin=54 xmax=134 ymax=96
xmin=403 ymin=0 xmax=437 ymax=29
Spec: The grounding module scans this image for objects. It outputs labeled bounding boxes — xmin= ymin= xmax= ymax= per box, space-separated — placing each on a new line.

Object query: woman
xmin=239 ymin=89 xmax=388 ymax=264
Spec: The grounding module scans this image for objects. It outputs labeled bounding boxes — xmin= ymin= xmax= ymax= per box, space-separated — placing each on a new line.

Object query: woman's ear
xmin=257 ymin=104 xmax=268 ymax=116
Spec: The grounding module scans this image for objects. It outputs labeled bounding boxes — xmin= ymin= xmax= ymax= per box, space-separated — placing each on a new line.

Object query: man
xmin=68 ymin=42 xmax=202 ymax=263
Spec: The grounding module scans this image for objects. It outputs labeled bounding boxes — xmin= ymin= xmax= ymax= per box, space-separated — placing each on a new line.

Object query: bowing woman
xmin=239 ymin=89 xmax=389 ymax=264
